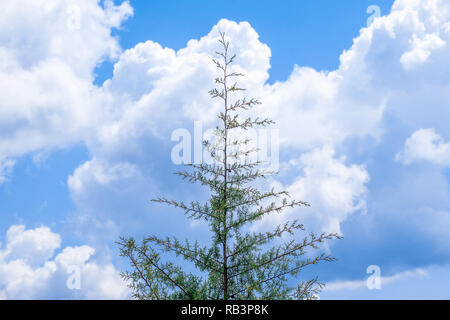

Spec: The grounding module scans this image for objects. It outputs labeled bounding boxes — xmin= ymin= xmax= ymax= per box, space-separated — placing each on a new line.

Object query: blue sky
xmin=1 ymin=0 xmax=450 ymax=299
xmin=100 ymin=0 xmax=395 ymax=83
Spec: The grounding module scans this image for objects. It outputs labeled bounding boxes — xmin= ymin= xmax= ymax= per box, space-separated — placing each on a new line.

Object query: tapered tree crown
xmin=118 ymin=32 xmax=341 ymax=300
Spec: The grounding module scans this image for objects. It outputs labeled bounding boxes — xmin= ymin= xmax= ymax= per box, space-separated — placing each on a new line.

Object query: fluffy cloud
xmin=2 ymin=0 xmax=450 ymax=298
xmin=324 ymin=267 xmax=428 ymax=292
xmin=67 ymin=0 xmax=450 ymax=241
xmin=66 ymin=158 xmax=151 ymax=244
xmin=0 ymin=0 xmax=132 ymax=182
xmin=0 ymin=0 xmax=132 ymax=75
xmin=253 ymin=146 xmax=369 ymax=235
xmin=0 ymin=225 xmax=129 ymax=299
xmin=287 ymin=147 xmax=369 ymax=234
xmin=400 ymin=33 xmax=446 ymax=70
xmin=97 ymin=19 xmax=271 ymax=144
xmin=1 ymin=225 xmax=61 ymax=266
xmin=321 ymin=264 xmax=450 ymax=299
xmin=66 ymin=19 xmax=274 ymax=239
xmin=396 ymin=128 xmax=450 ymax=165
xmin=68 ymin=158 xmax=140 ymax=192
xmin=69 ymin=17 xmax=375 ymax=239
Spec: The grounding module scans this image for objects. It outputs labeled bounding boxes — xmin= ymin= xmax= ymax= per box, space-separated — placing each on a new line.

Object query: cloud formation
xmin=1 ymin=0 xmax=450 ymax=298
xmin=321 ymin=264 xmax=450 ymax=299
xmin=61 ymin=0 xmax=450 ymax=254
xmin=0 ymin=0 xmax=132 ymax=181
xmin=0 ymin=225 xmax=129 ymax=299
xmin=396 ymin=128 xmax=450 ymax=165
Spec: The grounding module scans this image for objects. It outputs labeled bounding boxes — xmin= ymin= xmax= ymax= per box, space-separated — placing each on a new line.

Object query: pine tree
xmin=118 ymin=32 xmax=342 ymax=300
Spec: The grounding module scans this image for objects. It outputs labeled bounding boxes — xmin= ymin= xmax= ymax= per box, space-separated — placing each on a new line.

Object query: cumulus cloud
xmin=0 ymin=0 xmax=448 ymax=238
xmin=400 ymin=33 xmax=446 ymax=70
xmin=0 ymin=225 xmax=129 ymax=299
xmin=321 ymin=264 xmax=450 ymax=299
xmin=396 ymin=128 xmax=450 ymax=165
xmin=68 ymin=158 xmax=140 ymax=192
xmin=0 ymin=0 xmax=132 ymax=182
xmin=66 ymin=19 xmax=274 ymax=238
xmin=69 ymin=17 xmax=376 ymax=239
xmin=0 ymin=0 xmax=132 ymax=75
xmin=2 ymin=0 xmax=450 ymax=298
xmin=324 ymin=267 xmax=428 ymax=292
xmin=66 ymin=158 xmax=150 ymax=244
xmin=1 ymin=225 xmax=61 ymax=266
xmin=254 ymin=146 xmax=369 ymax=235
xmin=67 ymin=0 xmax=450 ymax=241
xmin=98 ymin=19 xmax=271 ymax=142
xmin=288 ymin=147 xmax=369 ymax=234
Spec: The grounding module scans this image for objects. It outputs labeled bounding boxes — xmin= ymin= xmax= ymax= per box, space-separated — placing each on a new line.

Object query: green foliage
xmin=118 ymin=32 xmax=342 ymax=300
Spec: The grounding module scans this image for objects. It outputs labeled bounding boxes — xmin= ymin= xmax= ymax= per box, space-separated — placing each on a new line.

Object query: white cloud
xmin=1 ymin=1 xmax=450 ymax=298
xmin=290 ymin=147 xmax=369 ymax=234
xmin=1 ymin=225 xmax=61 ymax=266
xmin=254 ymin=146 xmax=369 ymax=235
xmin=67 ymin=0 xmax=450 ymax=240
xmin=400 ymin=33 xmax=446 ymax=70
xmin=66 ymin=19 xmax=274 ymax=238
xmin=324 ymin=267 xmax=428 ymax=292
xmin=0 ymin=0 xmax=133 ymax=76
xmin=321 ymin=264 xmax=450 ymax=299
xmin=0 ymin=225 xmax=129 ymax=299
xmin=97 ymin=19 xmax=271 ymax=144
xmin=68 ymin=17 xmax=376 ymax=240
xmin=396 ymin=128 xmax=450 ymax=165
xmin=335 ymin=0 xmax=450 ymax=131
xmin=68 ymin=158 xmax=140 ymax=192
xmin=0 ymin=0 xmax=132 ymax=183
